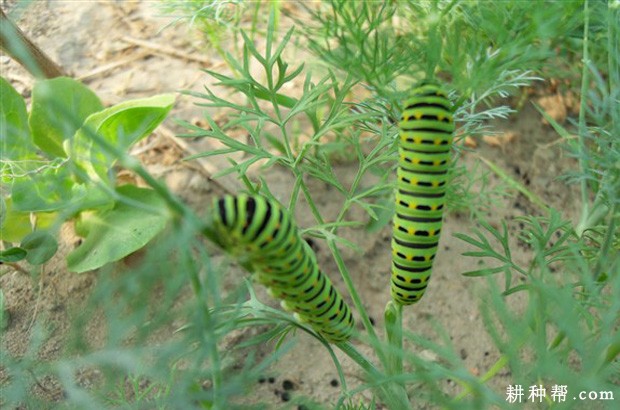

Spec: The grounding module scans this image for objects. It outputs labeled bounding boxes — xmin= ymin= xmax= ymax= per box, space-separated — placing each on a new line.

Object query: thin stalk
xmin=2 ymin=262 xmax=30 ymax=275
xmin=336 ymin=341 xmax=379 ymax=383
xmin=337 ymin=341 xmax=410 ymax=409
xmin=298 ymin=181 xmax=387 ymax=361
xmin=593 ymin=203 xmax=618 ymax=281
xmin=608 ymin=3 xmax=619 ymax=136
xmin=453 ymin=354 xmax=509 ymax=402
xmin=453 ymin=326 xmax=534 ymax=402
xmin=384 ymin=301 xmax=404 ymax=378
xmin=327 ymin=238 xmax=389 ymax=371
xmin=576 ymin=0 xmax=592 ymax=236
xmin=323 ymin=152 xmax=394 ymax=372
xmin=323 ymin=340 xmax=350 ymax=394
xmin=0 ymin=8 xmax=66 ymax=78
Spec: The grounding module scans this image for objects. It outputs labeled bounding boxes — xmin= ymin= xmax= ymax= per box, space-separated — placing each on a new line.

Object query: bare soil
xmin=0 ymin=1 xmax=583 ymax=408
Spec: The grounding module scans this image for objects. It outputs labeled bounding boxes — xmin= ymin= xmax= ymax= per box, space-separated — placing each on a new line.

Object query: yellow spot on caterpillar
xmin=408 ymin=228 xmax=415 ymax=235
xmin=433 ymin=181 xmax=440 ymax=187
xmin=414 ymin=137 xmax=422 ymax=144
xmin=434 ymin=139 xmax=441 ymax=145
xmin=414 ymin=111 xmax=423 ymax=120
xmin=408 ymin=203 xmax=416 ymax=209
xmin=410 ymin=178 xmax=418 ymax=185
xmin=434 ymin=160 xmax=442 ymax=166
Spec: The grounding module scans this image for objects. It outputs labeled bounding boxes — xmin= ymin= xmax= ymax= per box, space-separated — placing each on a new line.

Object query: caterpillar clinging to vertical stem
xmin=391 ymin=81 xmax=455 ymax=305
xmin=212 ymin=194 xmax=355 ymax=342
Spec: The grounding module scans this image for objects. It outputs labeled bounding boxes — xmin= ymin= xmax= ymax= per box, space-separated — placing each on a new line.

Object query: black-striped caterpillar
xmin=212 ymin=194 xmax=354 ymax=342
xmin=391 ymin=81 xmax=455 ymax=305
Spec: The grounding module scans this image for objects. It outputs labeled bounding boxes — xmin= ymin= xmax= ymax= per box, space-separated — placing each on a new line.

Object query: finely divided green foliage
xmin=451 ymin=3 xmax=620 ymax=405
xmin=178 ymin=1 xmax=619 ymax=408
xmin=2 ymin=0 xmax=619 ymax=408
xmin=300 ymin=0 xmax=419 ymax=94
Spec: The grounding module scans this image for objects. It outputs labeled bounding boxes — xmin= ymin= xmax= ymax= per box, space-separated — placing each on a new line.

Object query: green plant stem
xmin=326 ymin=238 xmax=388 ymax=368
xmin=576 ymin=0 xmax=591 ymax=236
xmin=336 ymin=341 xmax=376 ymax=384
xmin=453 ymin=354 xmax=509 ymax=402
xmin=607 ymin=1 xmax=619 ymax=137
xmin=478 ymin=155 xmax=549 ymax=213
xmin=323 ymin=341 xmax=350 ymax=394
xmin=593 ymin=203 xmax=618 ymax=281
xmin=384 ymin=301 xmax=403 ymax=378
xmin=297 ymin=180 xmax=389 ymax=370
xmin=331 ymin=162 xmax=391 ymax=359
xmin=337 ymin=341 xmax=410 ymax=409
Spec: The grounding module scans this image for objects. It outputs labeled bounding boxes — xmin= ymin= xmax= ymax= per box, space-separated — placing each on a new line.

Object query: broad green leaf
xmin=66 ymin=185 xmax=170 ymax=273
xmin=0 ymin=197 xmax=56 ymax=243
xmin=0 ymin=77 xmax=36 ymax=160
xmin=0 ymin=247 xmax=27 ymax=263
xmin=21 ymin=230 xmax=58 ymax=265
xmin=29 ymin=77 xmax=103 ymax=158
xmin=74 ymin=210 xmax=98 ymax=237
xmin=9 ymin=160 xmax=112 ymax=213
xmin=10 ymin=159 xmax=75 ymax=212
xmin=0 ymin=197 xmax=32 ymax=242
xmin=67 ymin=94 xmax=175 ymax=183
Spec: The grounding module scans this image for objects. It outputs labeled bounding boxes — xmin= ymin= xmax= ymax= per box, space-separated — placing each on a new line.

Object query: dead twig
xmin=0 ymin=7 xmax=66 ymax=78
xmin=1 ymin=261 xmax=30 ymax=275
xmin=76 ymin=50 xmax=151 ymax=81
xmin=121 ymin=35 xmax=211 ymax=66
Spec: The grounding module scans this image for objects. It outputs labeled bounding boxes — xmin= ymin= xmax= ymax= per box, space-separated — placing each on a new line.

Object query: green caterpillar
xmin=212 ymin=194 xmax=354 ymax=343
xmin=391 ymin=81 xmax=455 ymax=305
